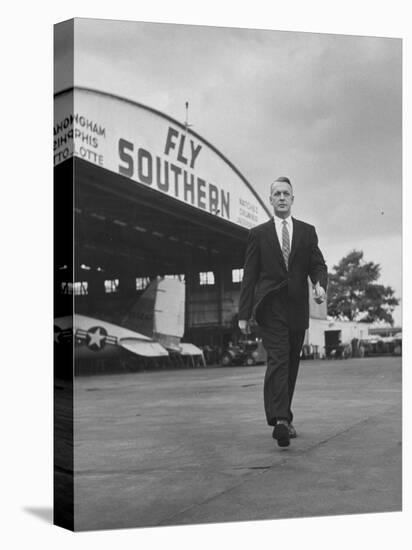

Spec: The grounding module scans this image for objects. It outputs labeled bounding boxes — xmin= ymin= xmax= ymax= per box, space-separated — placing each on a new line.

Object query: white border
xmin=2 ymin=1 xmax=409 ymax=549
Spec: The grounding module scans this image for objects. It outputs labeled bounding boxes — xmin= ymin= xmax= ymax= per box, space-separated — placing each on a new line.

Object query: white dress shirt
xmin=273 ymin=214 xmax=293 ymax=251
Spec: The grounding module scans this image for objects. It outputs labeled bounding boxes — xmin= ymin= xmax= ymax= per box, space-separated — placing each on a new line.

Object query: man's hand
xmin=313 ymin=281 xmax=326 ymax=304
xmin=238 ymin=319 xmax=251 ymax=335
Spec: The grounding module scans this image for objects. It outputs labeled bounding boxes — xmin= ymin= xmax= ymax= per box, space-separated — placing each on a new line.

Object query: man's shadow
xmin=23 ymin=507 xmax=53 ymax=524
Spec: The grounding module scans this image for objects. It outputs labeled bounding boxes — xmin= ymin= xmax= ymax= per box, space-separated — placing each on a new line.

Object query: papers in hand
xmin=313 ymin=281 xmax=326 ymax=304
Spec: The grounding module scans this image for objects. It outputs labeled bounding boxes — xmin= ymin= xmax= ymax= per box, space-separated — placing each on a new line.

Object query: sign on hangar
xmin=54 ymin=87 xmax=270 ymax=230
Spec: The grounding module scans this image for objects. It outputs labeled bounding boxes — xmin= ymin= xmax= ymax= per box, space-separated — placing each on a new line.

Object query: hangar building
xmin=54 ymin=87 xmax=279 ymax=356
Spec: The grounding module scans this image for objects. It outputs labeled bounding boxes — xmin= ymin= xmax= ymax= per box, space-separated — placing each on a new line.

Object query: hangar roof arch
xmin=54 ymin=87 xmax=271 ymax=230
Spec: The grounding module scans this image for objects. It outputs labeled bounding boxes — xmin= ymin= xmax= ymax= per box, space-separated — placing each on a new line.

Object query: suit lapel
xmin=264 ymin=219 xmax=286 ymax=268
xmin=288 ymin=218 xmax=303 ymax=267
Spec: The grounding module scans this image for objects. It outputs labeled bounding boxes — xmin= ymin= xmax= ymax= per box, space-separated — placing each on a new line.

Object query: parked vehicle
xmin=324 ymin=341 xmax=352 ymax=359
xmin=221 ymin=339 xmax=266 ymax=367
xmin=358 ymin=334 xmax=402 ymax=357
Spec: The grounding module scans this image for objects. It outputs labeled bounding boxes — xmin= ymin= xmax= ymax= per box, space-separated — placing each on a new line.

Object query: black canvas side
xmin=53 ymin=18 xmax=74 ymax=532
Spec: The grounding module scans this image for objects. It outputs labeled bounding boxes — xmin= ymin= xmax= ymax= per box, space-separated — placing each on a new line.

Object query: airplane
xmin=54 ymin=276 xmax=205 ymax=367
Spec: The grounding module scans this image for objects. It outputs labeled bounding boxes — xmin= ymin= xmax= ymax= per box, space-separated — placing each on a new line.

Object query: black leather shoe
xmin=288 ymin=423 xmax=297 ymax=438
xmin=272 ymin=422 xmax=290 ymax=447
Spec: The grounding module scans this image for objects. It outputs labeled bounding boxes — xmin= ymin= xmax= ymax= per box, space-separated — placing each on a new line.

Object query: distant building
xmin=305 ymin=291 xmax=401 ymax=358
xmin=305 ymin=290 xmax=372 ymax=357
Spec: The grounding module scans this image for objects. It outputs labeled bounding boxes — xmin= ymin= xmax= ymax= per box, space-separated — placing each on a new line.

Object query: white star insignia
xmin=87 ymin=327 xmax=106 ymax=349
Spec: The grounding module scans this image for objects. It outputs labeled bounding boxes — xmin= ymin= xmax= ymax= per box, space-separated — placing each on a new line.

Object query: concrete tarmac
xmin=72 ymin=357 xmax=402 ymax=531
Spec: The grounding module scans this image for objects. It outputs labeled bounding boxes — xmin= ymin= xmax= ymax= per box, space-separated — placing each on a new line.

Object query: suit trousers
xmin=259 ymin=290 xmax=305 ymax=426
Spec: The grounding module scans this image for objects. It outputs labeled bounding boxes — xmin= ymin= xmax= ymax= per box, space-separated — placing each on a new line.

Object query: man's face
xmin=269 ymin=182 xmax=294 ymax=218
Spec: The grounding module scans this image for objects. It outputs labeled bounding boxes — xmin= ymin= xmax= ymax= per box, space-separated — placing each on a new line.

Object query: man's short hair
xmin=271 ymin=176 xmax=293 ymax=193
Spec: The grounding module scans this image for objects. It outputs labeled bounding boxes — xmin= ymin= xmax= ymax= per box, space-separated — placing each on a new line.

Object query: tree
xmin=327 ymin=250 xmax=399 ymax=325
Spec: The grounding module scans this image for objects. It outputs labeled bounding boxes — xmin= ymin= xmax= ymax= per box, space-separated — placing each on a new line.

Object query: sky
xmin=56 ymin=18 xmax=402 ymax=324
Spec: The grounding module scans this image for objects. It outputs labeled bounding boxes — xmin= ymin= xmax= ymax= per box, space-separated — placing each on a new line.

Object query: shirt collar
xmin=273 ymin=214 xmax=292 ymax=225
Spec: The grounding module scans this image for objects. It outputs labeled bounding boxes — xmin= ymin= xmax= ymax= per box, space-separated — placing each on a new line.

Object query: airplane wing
xmin=119 ymin=338 xmax=169 ymax=357
xmin=55 ymin=314 xmax=170 ymax=358
xmin=179 ymin=343 xmax=204 ymax=356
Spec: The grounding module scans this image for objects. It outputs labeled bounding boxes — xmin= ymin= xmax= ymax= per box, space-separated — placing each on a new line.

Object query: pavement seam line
xmin=155 ymin=403 xmax=400 ymax=526
xmin=288 ymin=403 xmax=400 ymax=460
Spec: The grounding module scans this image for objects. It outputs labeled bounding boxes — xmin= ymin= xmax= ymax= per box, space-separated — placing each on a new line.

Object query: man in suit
xmin=238 ymin=176 xmax=327 ymax=447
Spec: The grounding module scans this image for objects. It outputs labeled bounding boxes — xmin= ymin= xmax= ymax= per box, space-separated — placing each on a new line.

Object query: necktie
xmin=282 ymin=220 xmax=290 ymax=269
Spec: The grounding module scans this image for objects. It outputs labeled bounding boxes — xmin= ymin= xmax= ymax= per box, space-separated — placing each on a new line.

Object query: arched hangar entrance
xmin=54 ymin=88 xmax=271 ymax=356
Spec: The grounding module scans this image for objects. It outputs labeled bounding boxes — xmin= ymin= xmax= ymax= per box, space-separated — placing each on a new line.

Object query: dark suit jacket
xmin=238 ymin=218 xmax=328 ymax=330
